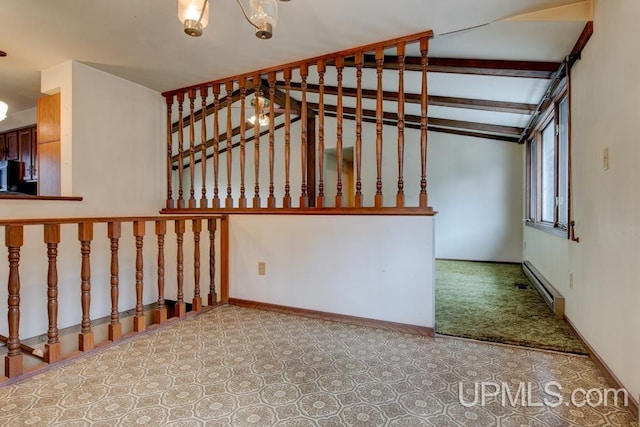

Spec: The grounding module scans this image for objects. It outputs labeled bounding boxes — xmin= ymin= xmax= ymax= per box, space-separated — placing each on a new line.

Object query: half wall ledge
xmin=160 ymin=207 xmax=436 ymax=216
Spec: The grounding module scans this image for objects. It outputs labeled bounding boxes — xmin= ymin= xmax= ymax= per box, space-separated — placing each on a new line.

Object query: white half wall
xmin=523 ymin=0 xmax=640 ymax=401
xmin=229 ymin=215 xmax=435 ymax=328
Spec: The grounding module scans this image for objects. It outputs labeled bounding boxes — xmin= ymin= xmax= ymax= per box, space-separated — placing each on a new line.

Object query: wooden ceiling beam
xmin=337 ymin=56 xmax=560 ymax=79
xmin=324 ymin=112 xmax=519 ymax=143
xmin=277 ymin=81 xmax=536 ymax=115
xmin=309 ymin=102 xmax=524 ymax=136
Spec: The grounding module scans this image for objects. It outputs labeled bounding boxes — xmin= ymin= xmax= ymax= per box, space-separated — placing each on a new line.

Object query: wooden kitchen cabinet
xmin=18 ymin=127 xmax=37 ymax=181
xmin=1 ymin=131 xmax=19 ymax=160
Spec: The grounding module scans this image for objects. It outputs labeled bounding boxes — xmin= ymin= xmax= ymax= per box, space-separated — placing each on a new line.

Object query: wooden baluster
xmin=268 ymin=72 xmax=277 ymax=208
xmin=200 ymin=86 xmax=208 ymax=207
xmin=188 ymin=89 xmax=197 ymax=208
xmin=78 ymin=222 xmax=94 ymax=351
xmin=375 ymin=47 xmax=385 ymax=207
xmin=155 ymin=220 xmax=168 ymax=324
xmin=300 ymin=63 xmax=309 ymax=208
xmin=283 ymin=68 xmax=292 ymax=208
xmin=317 ymin=60 xmax=326 ymax=207
xmin=419 ymin=38 xmax=429 ymax=208
xmin=396 ymin=42 xmax=406 ymax=207
xmin=133 ymin=221 xmax=145 ymax=332
xmin=166 ymin=95 xmax=174 ymax=208
xmin=177 ymin=92 xmax=185 ymax=208
xmin=239 ymin=78 xmax=248 ymax=208
xmin=336 ymin=57 xmax=344 ymax=208
xmin=5 ymin=225 xmax=23 ymax=378
xmin=192 ymin=219 xmax=202 ymax=311
xmin=207 ymin=219 xmax=218 ymax=305
xmin=107 ymin=222 xmax=122 ymax=341
xmin=355 ymin=52 xmax=364 ymax=208
xmin=225 ymin=81 xmax=234 ymax=208
xmin=175 ymin=219 xmax=186 ymax=317
xmin=253 ymin=73 xmax=261 ymax=208
xmin=44 ymin=224 xmax=61 ymax=363
xmin=212 ymin=83 xmax=221 ymax=208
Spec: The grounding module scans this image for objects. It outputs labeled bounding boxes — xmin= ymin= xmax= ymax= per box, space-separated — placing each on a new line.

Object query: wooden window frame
xmin=525 ymin=85 xmax=569 ymax=239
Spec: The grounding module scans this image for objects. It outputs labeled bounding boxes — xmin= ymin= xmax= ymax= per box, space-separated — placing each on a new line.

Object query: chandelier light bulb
xmin=250 ymin=0 xmax=278 ymax=39
xmin=178 ymin=0 xmax=210 ymax=37
xmin=0 ymin=101 xmax=7 ymax=122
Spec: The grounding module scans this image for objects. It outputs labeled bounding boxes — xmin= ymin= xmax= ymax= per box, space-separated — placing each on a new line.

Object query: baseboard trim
xmin=564 ymin=315 xmax=639 ymax=420
xmin=228 ymin=299 xmax=434 ymax=337
xmin=436 ymin=258 xmax=521 ymax=265
xmin=522 ymin=261 xmax=565 ymax=319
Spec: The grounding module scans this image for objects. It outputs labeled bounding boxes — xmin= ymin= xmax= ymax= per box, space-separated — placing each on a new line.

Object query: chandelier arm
xmin=197 ymin=0 xmax=209 ymax=25
xmin=234 ymin=0 xmax=261 ymax=30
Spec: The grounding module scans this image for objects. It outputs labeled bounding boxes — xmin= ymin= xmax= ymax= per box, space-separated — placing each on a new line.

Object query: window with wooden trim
xmin=526 ymin=90 xmax=569 ymax=238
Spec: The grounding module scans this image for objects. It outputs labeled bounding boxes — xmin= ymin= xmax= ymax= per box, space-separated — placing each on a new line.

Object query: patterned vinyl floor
xmin=0 ymin=305 xmax=636 ymax=426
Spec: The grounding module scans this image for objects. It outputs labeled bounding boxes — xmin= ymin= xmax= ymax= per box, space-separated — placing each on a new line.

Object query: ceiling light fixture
xmin=248 ymin=96 xmax=270 ymax=127
xmin=0 ymin=101 xmax=8 ymax=122
xmin=178 ymin=0 xmax=287 ymax=39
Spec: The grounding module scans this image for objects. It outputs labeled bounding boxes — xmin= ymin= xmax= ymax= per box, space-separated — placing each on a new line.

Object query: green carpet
xmin=435 ymin=260 xmax=587 ymax=355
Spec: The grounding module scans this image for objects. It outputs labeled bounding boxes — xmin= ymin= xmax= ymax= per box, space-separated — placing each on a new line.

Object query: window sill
xmin=525 ymin=220 xmax=568 ymax=239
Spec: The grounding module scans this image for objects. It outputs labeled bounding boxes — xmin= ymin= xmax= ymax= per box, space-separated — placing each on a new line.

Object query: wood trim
xmin=0 ymin=195 xmax=83 ymax=202
xmin=569 ymin=21 xmax=594 ymax=66
xmin=161 ymin=207 xmax=436 ymax=216
xmin=564 ymin=316 xmax=639 ymax=420
xmin=162 ymin=30 xmax=434 ymax=97
xmin=524 ymin=220 xmax=568 ymax=239
xmin=220 ymin=216 xmax=229 ymax=303
xmin=0 ymin=215 xmax=225 ymax=227
xmin=228 ymin=299 xmax=435 ymax=337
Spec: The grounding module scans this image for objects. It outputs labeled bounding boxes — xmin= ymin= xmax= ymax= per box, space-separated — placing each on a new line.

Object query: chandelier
xmin=248 ymin=96 xmax=270 ymax=127
xmin=178 ymin=0 xmax=289 ymax=39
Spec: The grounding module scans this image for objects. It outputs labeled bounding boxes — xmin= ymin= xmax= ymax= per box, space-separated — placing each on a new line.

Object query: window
xmin=526 ymin=89 xmax=570 ymax=238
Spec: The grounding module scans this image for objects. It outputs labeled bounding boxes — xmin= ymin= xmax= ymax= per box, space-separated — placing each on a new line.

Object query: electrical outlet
xmin=258 ymin=262 xmax=266 ymax=276
xmin=569 ymin=272 xmax=574 ymax=289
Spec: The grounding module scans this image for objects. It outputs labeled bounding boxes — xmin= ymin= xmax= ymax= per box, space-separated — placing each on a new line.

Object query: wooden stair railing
xmin=0 ymin=215 xmax=227 ymax=380
xmin=162 ymin=30 xmax=435 ymax=214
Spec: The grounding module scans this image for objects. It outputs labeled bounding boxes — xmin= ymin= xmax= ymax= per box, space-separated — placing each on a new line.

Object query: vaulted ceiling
xmin=0 ymin=0 xmax=592 ymax=141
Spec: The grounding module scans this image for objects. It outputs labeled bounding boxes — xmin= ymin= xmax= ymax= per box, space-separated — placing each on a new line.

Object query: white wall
xmin=229 ymin=215 xmax=435 ymax=328
xmin=523 ymin=0 xmax=640 ymax=401
xmin=428 ymin=133 xmax=523 ymax=262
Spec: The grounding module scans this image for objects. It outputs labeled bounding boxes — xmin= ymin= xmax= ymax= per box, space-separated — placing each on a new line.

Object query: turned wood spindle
xmin=268 ymin=72 xmax=277 ymax=208
xmin=300 ymin=63 xmax=309 ymax=208
xmin=375 ymin=47 xmax=385 ymax=207
xmin=200 ymin=86 xmax=209 ymax=207
xmin=78 ymin=222 xmax=94 ymax=352
xmin=355 ymin=52 xmax=364 ymax=208
xmin=419 ymin=38 xmax=429 ymax=208
xmin=212 ymin=83 xmax=221 ymax=208
xmin=253 ymin=73 xmax=262 ymax=208
xmin=239 ymin=78 xmax=248 ymax=208
xmin=155 ymin=220 xmax=168 ymax=324
xmin=396 ymin=42 xmax=406 ymax=208
xmin=166 ymin=95 xmax=174 ymax=208
xmin=175 ymin=220 xmax=186 ymax=317
xmin=5 ymin=225 xmax=24 ymax=378
xmin=283 ymin=68 xmax=292 ymax=208
xmin=177 ymin=92 xmax=185 ymax=208
xmin=188 ymin=89 xmax=197 ymax=208
xmin=44 ymin=224 xmax=61 ymax=363
xmin=133 ymin=221 xmax=146 ymax=332
xmin=317 ymin=59 xmax=326 ymax=207
xmin=336 ymin=57 xmax=345 ymax=208
xmin=192 ymin=219 xmax=203 ymax=311
xmin=208 ymin=219 xmax=218 ymax=305
xmin=108 ymin=222 xmax=122 ymax=341
xmin=225 ymin=81 xmax=234 ymax=208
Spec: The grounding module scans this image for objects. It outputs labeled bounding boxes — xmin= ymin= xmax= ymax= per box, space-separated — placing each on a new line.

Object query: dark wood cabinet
xmin=18 ymin=127 xmax=37 ymax=182
xmin=1 ymin=131 xmax=19 ymax=160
